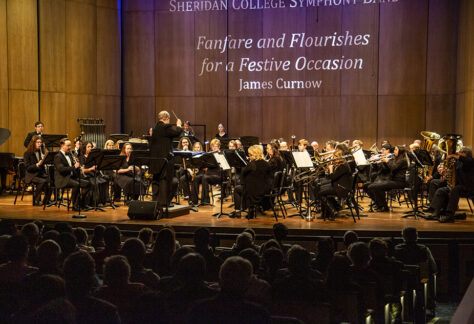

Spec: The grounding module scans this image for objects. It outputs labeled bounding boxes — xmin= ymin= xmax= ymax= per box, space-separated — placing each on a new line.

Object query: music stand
xmin=40 ymin=152 xmax=65 ymax=209
xmin=119 ymin=141 xmax=149 ymax=151
xmin=41 ymin=134 xmax=67 ymax=151
xmin=292 ymin=151 xmax=315 ymax=221
xmin=191 ymin=153 xmax=219 ymax=207
xmin=109 ymin=134 xmax=129 ymax=143
xmin=402 ymin=150 xmax=433 ymax=219
xmin=279 ymin=150 xmax=303 ymax=216
xmin=84 ymin=149 xmax=106 ymax=212
xmin=211 ymin=152 xmax=231 ymax=219
xmin=97 ymin=155 xmax=126 ymax=210
xmin=103 ymin=149 xmax=121 ymax=156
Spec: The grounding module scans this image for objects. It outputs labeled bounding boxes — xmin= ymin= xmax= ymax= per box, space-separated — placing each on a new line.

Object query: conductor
xmin=150 ymin=110 xmax=182 ymax=208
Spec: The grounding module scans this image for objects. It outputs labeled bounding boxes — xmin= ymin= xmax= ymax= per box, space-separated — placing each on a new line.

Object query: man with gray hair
xmin=150 ymin=110 xmax=182 ymax=214
xmin=187 ymin=256 xmax=270 ymax=323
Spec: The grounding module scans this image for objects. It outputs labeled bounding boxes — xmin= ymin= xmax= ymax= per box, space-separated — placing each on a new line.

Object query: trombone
xmin=294 ymin=154 xmax=353 ymax=183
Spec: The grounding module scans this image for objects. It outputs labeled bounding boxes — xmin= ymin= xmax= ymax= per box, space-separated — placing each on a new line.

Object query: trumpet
xmin=368 ymin=153 xmax=394 ymax=164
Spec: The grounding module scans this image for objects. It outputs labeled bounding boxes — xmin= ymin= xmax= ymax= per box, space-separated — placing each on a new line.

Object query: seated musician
xmin=228 ymin=140 xmax=237 ymax=150
xmin=311 ymin=141 xmax=319 ymax=153
xmin=116 ymin=143 xmax=144 ymax=202
xmin=352 ymin=140 xmax=363 ymax=151
xmin=325 ymin=140 xmax=337 ymax=153
xmin=190 ymin=139 xmax=221 ymax=205
xmin=279 ymin=141 xmax=289 ymax=151
xmin=80 ymin=141 xmax=108 ymax=206
xmin=72 ymin=138 xmax=82 ymax=158
xmin=235 ymin=139 xmax=243 ymax=150
xmin=267 ymin=142 xmax=284 ymax=175
xmin=54 ymin=138 xmax=90 ymax=211
xmin=104 ymin=140 xmax=115 ymax=150
xmin=424 ymin=145 xmax=444 ymax=204
xmin=24 ymin=135 xmax=51 ymax=206
xmin=215 ymin=123 xmax=228 ymax=139
xmin=314 ymin=149 xmax=352 ymax=220
xmin=367 ymin=145 xmax=408 ymax=212
xmin=428 ymin=146 xmax=474 ymax=222
xmin=24 ymin=121 xmax=44 ymax=148
xmin=297 ymin=139 xmax=309 ymax=152
xmin=180 ymin=121 xmax=199 ymax=143
xmin=231 ymin=145 xmax=273 ymax=219
xmin=177 ymin=137 xmax=192 ymax=199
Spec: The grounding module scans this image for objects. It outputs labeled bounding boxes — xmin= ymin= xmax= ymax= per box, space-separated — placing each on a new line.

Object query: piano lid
xmin=0 ymin=128 xmax=10 ymax=146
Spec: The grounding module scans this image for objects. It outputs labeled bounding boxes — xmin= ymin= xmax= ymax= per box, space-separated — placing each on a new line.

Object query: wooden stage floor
xmin=1 ymin=193 xmax=473 ymax=238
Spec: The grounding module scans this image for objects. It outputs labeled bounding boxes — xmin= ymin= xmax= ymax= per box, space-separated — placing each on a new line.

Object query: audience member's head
xmin=287 ymin=245 xmax=311 ymax=276
xmin=369 ymin=238 xmax=388 ymax=260
xmin=21 ymin=222 xmax=40 ymax=246
xmin=54 ymin=222 xmax=73 ymax=234
xmin=219 ymin=256 xmax=253 ymax=295
xmin=260 ymin=239 xmax=282 ymax=253
xmin=42 ymin=230 xmax=60 ymax=242
xmin=239 ymin=248 xmax=260 ymax=274
xmin=176 ymin=253 xmax=206 ymax=286
xmin=57 ymin=233 xmax=77 ymax=259
xmin=91 ymin=225 xmax=106 ymax=248
xmin=130 ymin=292 xmax=169 ymax=324
xmin=170 ymin=246 xmax=194 ymax=274
xmin=153 ymin=227 xmax=176 ymax=255
xmin=103 ymin=255 xmax=131 ymax=287
xmin=193 ymin=227 xmax=210 ymax=249
xmin=104 ymin=226 xmax=121 ymax=250
xmin=326 ymin=255 xmax=351 ymax=289
xmin=0 ymin=219 xmax=18 ymax=236
xmin=273 ymin=223 xmax=288 ymax=242
xmin=343 ymin=231 xmax=359 ymax=248
xmin=317 ymin=237 xmax=335 ymax=257
xmin=37 ymin=239 xmax=62 ymax=271
xmin=32 ymin=298 xmax=76 ymax=324
xmin=348 ymin=242 xmax=370 ymax=268
xmin=33 ymin=220 xmax=44 ymax=234
xmin=73 ymin=227 xmax=88 ymax=246
xmin=121 ymin=238 xmax=146 ymax=269
xmin=28 ymin=274 xmax=66 ymax=309
xmin=235 ymin=232 xmax=253 ymax=251
xmin=138 ymin=228 xmax=153 ymax=246
xmin=402 ymin=227 xmax=418 ymax=244
xmin=262 ymin=247 xmax=284 ymax=273
xmin=63 ymin=251 xmax=96 ymax=296
xmin=5 ymin=235 xmax=28 ymax=262
xmin=243 ymin=228 xmax=256 ymax=243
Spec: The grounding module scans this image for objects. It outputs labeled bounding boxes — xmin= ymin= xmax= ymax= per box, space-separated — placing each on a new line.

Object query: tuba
xmin=438 ymin=134 xmax=463 ymax=189
xmin=421 ymin=131 xmax=441 ymax=152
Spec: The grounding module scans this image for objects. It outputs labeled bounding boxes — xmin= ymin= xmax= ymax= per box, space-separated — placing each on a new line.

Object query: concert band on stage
xmin=20 ymin=116 xmax=474 ymax=223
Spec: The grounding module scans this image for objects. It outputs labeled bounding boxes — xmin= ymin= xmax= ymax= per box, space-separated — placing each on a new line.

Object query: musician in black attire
xmin=424 ymin=145 xmax=445 ymax=203
xmin=24 ymin=121 xmax=44 ymax=148
xmin=267 ymin=142 xmax=284 ymax=177
xmin=116 ymin=143 xmax=144 ymax=201
xmin=23 ymin=135 xmax=51 ymax=205
xmin=200 ymin=139 xmax=222 ymax=204
xmin=429 ymin=147 xmax=474 ymax=223
xmin=367 ymin=145 xmax=408 ymax=212
xmin=215 ymin=123 xmax=228 ymax=139
xmin=79 ymin=142 xmax=108 ymax=205
xmin=53 ymin=138 xmax=90 ymax=211
xmin=176 ymin=137 xmax=192 ymax=198
xmin=180 ymin=121 xmax=199 ymax=143
xmin=314 ymin=149 xmax=352 ymax=220
xmin=150 ymin=110 xmax=182 ymax=207
xmin=232 ymin=145 xmax=273 ymax=219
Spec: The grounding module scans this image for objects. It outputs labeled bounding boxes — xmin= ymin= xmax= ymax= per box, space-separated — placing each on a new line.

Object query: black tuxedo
xmin=150 ymin=121 xmax=182 ymax=205
xmin=24 ymin=131 xmax=42 ymax=148
xmin=54 ymin=151 xmax=90 ymax=208
xmin=24 ymin=150 xmax=50 ymax=204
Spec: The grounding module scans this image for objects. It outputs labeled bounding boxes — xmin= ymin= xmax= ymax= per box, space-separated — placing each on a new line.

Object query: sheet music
xmin=292 ymin=151 xmax=313 ymax=168
xmin=213 ymin=152 xmax=231 ymax=170
xmin=353 ymin=149 xmax=368 ymax=166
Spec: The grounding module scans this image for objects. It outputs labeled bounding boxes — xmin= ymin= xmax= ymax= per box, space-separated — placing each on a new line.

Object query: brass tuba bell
xmin=420 ymin=131 xmax=441 ymax=152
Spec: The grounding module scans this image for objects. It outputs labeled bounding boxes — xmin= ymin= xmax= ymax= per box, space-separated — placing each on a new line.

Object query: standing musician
xmin=429 ymin=147 xmax=474 ymax=222
xmin=367 ymin=145 xmax=408 ymax=212
xmin=150 ymin=110 xmax=182 ymax=207
xmin=80 ymin=142 xmax=108 ymax=205
xmin=313 ymin=149 xmax=352 ymax=220
xmin=116 ymin=143 xmax=144 ymax=202
xmin=231 ymin=145 xmax=273 ymax=219
xmin=24 ymin=121 xmax=44 ymax=148
xmin=54 ymin=138 xmax=90 ymax=211
xmin=24 ymin=135 xmax=51 ymax=206
xmin=215 ymin=123 xmax=228 ymax=139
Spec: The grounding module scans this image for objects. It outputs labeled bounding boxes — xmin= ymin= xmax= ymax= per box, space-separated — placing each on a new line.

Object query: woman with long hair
xmin=24 ymin=135 xmax=51 ymax=205
xmin=115 ymin=143 xmax=144 ymax=202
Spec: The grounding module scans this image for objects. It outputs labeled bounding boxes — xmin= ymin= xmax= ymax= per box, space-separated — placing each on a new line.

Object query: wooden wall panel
xmin=377 ymin=95 xmax=426 ymax=145
xmin=195 ymin=97 xmax=227 ymax=141
xmin=227 ymin=9 xmax=263 ymax=97
xmin=123 ymin=11 xmax=155 ymax=96
xmin=339 ymin=95 xmax=378 ymax=145
xmin=66 ymin=1 xmax=97 ymax=94
xmin=66 ymin=94 xmax=96 ymax=138
xmin=9 ymin=91 xmax=39 ymax=154
xmin=97 ymin=0 xmax=118 ymax=9
xmin=39 ymin=0 xmax=66 ymax=92
xmin=97 ymin=6 xmax=121 ymax=96
xmin=7 ymin=0 xmax=38 ymax=91
xmin=228 ymin=97 xmax=263 ymax=140
xmin=96 ymin=95 xmax=121 ymax=135
xmin=378 ymin=0 xmax=428 ymax=95
xmin=341 ymin=4 xmax=379 ymax=96
xmin=155 ymin=10 xmax=194 ymax=96
xmin=124 ymin=97 xmax=155 ymax=135
xmin=0 ymin=89 xmax=8 ymax=152
xmin=194 ymin=11 xmax=227 ymax=97
xmin=124 ymin=0 xmax=153 ymax=11
xmin=426 ymin=95 xmax=456 ymax=134
xmin=0 ymin=0 xmax=7 ymax=91
xmin=305 ymin=97 xmax=341 ymax=144
xmin=262 ymin=97 xmax=307 ymax=143
xmin=155 ymin=97 xmax=196 ymax=125
xmin=39 ymin=92 xmax=67 ymax=135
